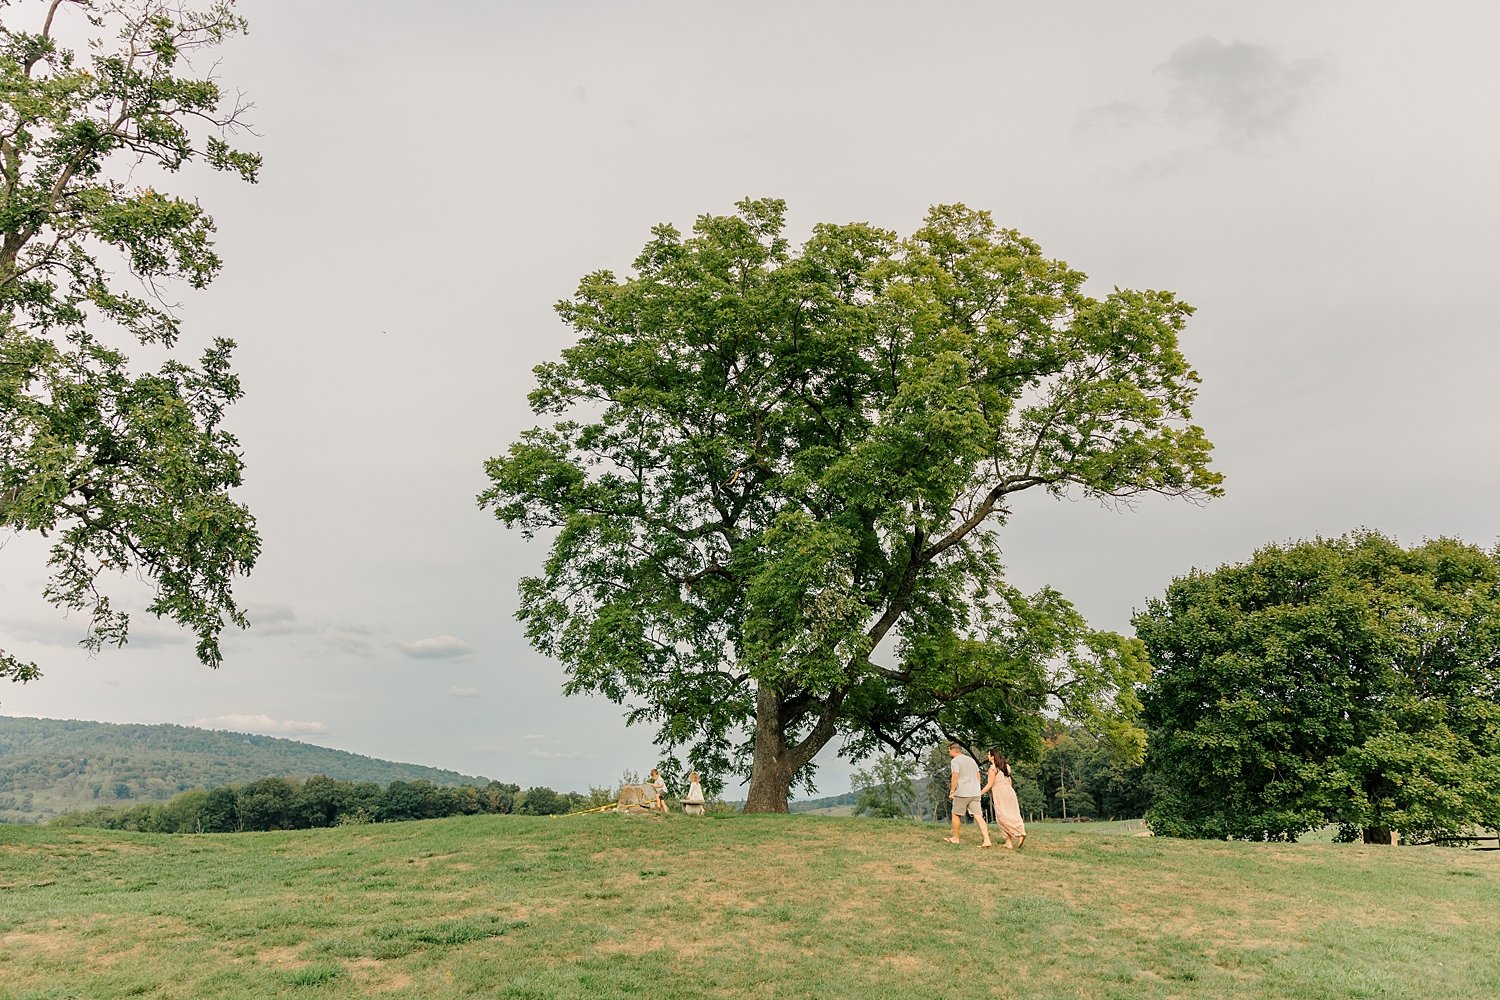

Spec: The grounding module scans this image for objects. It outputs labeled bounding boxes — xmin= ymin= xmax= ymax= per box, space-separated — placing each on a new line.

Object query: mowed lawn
xmin=1 ymin=814 xmax=1497 ymax=999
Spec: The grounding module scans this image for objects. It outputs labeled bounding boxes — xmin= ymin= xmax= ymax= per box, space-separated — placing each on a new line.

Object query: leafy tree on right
xmin=1136 ymin=531 xmax=1500 ymax=843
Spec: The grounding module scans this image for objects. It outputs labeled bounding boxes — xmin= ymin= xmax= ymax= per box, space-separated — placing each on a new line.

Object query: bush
xmin=517 ymin=786 xmax=566 ymax=816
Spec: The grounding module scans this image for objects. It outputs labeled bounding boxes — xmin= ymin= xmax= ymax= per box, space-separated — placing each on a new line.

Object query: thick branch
xmin=922 ymin=474 xmax=1047 ymax=561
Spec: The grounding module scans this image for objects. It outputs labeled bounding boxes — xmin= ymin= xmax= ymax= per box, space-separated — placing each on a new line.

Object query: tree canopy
xmin=482 ymin=198 xmax=1221 ymax=811
xmin=1137 ymin=531 xmax=1500 ymax=843
xmin=1 ymin=0 xmax=261 ymax=689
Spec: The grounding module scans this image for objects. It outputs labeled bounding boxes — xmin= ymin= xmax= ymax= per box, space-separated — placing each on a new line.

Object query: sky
xmin=3 ymin=0 xmax=1498 ymax=798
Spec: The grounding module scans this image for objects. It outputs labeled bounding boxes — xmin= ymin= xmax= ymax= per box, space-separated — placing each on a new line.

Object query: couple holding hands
xmin=946 ymin=742 xmax=1027 ymax=850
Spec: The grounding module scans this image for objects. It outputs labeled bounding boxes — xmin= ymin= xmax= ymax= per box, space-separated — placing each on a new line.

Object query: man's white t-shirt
xmin=950 ymin=754 xmax=982 ymax=797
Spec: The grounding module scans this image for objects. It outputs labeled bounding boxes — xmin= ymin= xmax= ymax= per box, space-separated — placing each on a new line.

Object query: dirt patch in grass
xmin=878 ymin=953 xmax=931 ymax=974
xmin=1 ymin=929 xmax=70 ymax=956
xmin=692 ymin=888 xmax=757 ymax=914
xmin=253 ymin=944 xmax=310 ymax=969
xmin=496 ymin=899 xmax=566 ymax=924
xmin=86 ymin=915 xmax=196 ymax=962
xmin=591 ymin=933 xmax=716 ymax=960
xmin=1 ymin=914 xmax=197 ymax=972
xmin=404 ymin=851 xmax=461 ymax=868
xmin=825 ymin=887 xmax=896 ymax=927
xmin=347 ymin=957 xmax=412 ymax=992
xmin=591 ymin=845 xmax=671 ymax=864
xmin=87 ymin=940 xmax=155 ymax=967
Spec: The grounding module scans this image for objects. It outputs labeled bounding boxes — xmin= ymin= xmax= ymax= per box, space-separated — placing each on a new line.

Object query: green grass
xmin=1031 ymin=817 xmax=1150 ymax=835
xmin=1 ymin=813 xmax=1497 ymax=999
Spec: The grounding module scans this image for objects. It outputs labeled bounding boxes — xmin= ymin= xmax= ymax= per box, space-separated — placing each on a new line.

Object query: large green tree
xmin=482 ymin=199 xmax=1221 ymax=811
xmin=1 ymin=0 xmax=260 ymax=689
xmin=1137 ymin=532 xmax=1500 ymax=843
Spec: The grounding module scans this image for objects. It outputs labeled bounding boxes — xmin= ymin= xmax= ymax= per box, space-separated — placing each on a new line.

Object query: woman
xmin=982 ymin=749 xmax=1026 ymax=849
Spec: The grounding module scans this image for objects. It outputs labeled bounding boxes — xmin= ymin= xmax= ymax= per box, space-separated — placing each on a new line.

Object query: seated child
xmin=683 ymin=771 xmax=706 ymax=815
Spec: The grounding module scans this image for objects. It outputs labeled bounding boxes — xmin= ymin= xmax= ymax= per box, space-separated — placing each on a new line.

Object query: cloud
xmin=526 ymin=748 xmax=599 ymax=760
xmin=521 ymin=733 xmax=548 ymax=742
xmin=246 ymin=603 xmax=301 ymax=631
xmin=238 ymin=605 xmax=376 ymax=657
xmin=447 ymin=686 xmax=481 ymax=698
xmin=0 ymin=618 xmax=91 ymax=648
xmin=392 ymin=634 xmax=473 ymax=660
xmin=1075 ymin=100 xmax=1151 ymax=133
xmin=192 ymin=713 xmax=330 ymax=737
xmin=0 ymin=615 xmax=188 ymax=650
xmin=1073 ymin=36 xmax=1328 ymax=181
xmin=473 ymin=744 xmax=509 ymax=753
xmin=324 ymin=630 xmax=376 ymax=657
xmin=107 ymin=627 xmax=191 ymax=650
xmin=1161 ymin=37 xmax=1325 ymax=138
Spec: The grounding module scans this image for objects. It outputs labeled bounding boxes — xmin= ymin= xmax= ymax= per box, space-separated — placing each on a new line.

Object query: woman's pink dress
xmin=990 ymin=767 xmax=1026 ymax=842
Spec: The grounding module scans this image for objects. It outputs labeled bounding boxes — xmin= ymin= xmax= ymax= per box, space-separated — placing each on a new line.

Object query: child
xmin=683 ymin=771 xmax=706 ymax=815
xmin=649 ymin=768 xmax=668 ymax=812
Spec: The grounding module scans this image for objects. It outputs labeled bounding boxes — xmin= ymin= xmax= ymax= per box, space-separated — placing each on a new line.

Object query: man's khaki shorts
xmin=952 ymin=795 xmax=983 ymax=820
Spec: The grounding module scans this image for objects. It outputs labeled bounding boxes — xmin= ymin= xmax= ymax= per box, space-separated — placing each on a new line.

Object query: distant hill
xmin=0 ymin=716 xmax=487 ymax=824
xmin=789 ymin=790 xmax=858 ymax=814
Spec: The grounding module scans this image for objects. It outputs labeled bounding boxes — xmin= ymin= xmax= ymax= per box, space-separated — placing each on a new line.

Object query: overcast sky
xmin=3 ymin=0 xmax=1497 ymax=798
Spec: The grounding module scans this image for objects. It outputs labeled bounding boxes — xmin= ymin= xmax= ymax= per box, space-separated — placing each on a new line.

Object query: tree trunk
xmin=744 ymin=760 xmax=794 ymax=813
xmin=742 ymin=684 xmax=840 ymax=814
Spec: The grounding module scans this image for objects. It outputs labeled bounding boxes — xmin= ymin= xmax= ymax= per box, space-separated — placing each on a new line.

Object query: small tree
xmin=482 ymin=199 xmax=1221 ymax=812
xmin=852 ymin=753 xmax=920 ymax=819
xmin=577 ymin=784 xmax=619 ymax=810
xmin=1137 ymin=532 xmax=1500 ymax=843
xmin=1011 ymin=763 xmax=1047 ymax=820
xmin=200 ymin=784 xmax=239 ymax=832
xmin=292 ymin=775 xmax=354 ymax=828
xmin=1033 ymin=727 xmax=1141 ymax=819
xmin=237 ymin=776 xmax=293 ymax=831
xmin=481 ymin=781 xmax=519 ymax=814
xmin=516 ymin=786 xmax=565 ymax=816
xmin=1 ymin=0 xmax=262 ymax=690
xmin=377 ymin=780 xmax=426 ymax=822
xmin=923 ymin=745 xmax=950 ymax=821
xmin=155 ymin=787 xmax=208 ymax=832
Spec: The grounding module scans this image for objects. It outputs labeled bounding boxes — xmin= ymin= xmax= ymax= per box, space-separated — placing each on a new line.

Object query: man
xmin=945 ymin=742 xmax=993 ymax=848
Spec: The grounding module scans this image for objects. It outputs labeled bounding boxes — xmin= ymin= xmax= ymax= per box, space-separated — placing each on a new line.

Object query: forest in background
xmin=1 ymin=715 xmax=1151 ymax=828
xmin=0 ymin=717 xmax=485 ymax=824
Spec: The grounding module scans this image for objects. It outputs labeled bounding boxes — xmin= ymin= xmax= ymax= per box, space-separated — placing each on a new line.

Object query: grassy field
xmin=2 ymin=814 xmax=1497 ymax=999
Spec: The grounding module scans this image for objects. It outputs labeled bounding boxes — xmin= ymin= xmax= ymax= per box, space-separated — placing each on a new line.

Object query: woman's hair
xmin=689 ymin=771 xmax=699 ymax=781
xmin=989 ymin=750 xmax=1010 ymax=777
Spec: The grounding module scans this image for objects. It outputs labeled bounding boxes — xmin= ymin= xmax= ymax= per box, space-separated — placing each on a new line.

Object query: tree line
xmin=0 ymin=717 xmax=489 ymax=824
xmin=48 ymin=776 xmax=618 ymax=833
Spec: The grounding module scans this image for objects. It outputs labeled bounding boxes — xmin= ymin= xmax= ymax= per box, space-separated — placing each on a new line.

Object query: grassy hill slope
xmin=0 ymin=716 xmax=486 ymax=824
xmin=1 ymin=814 xmax=1496 ymax=999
